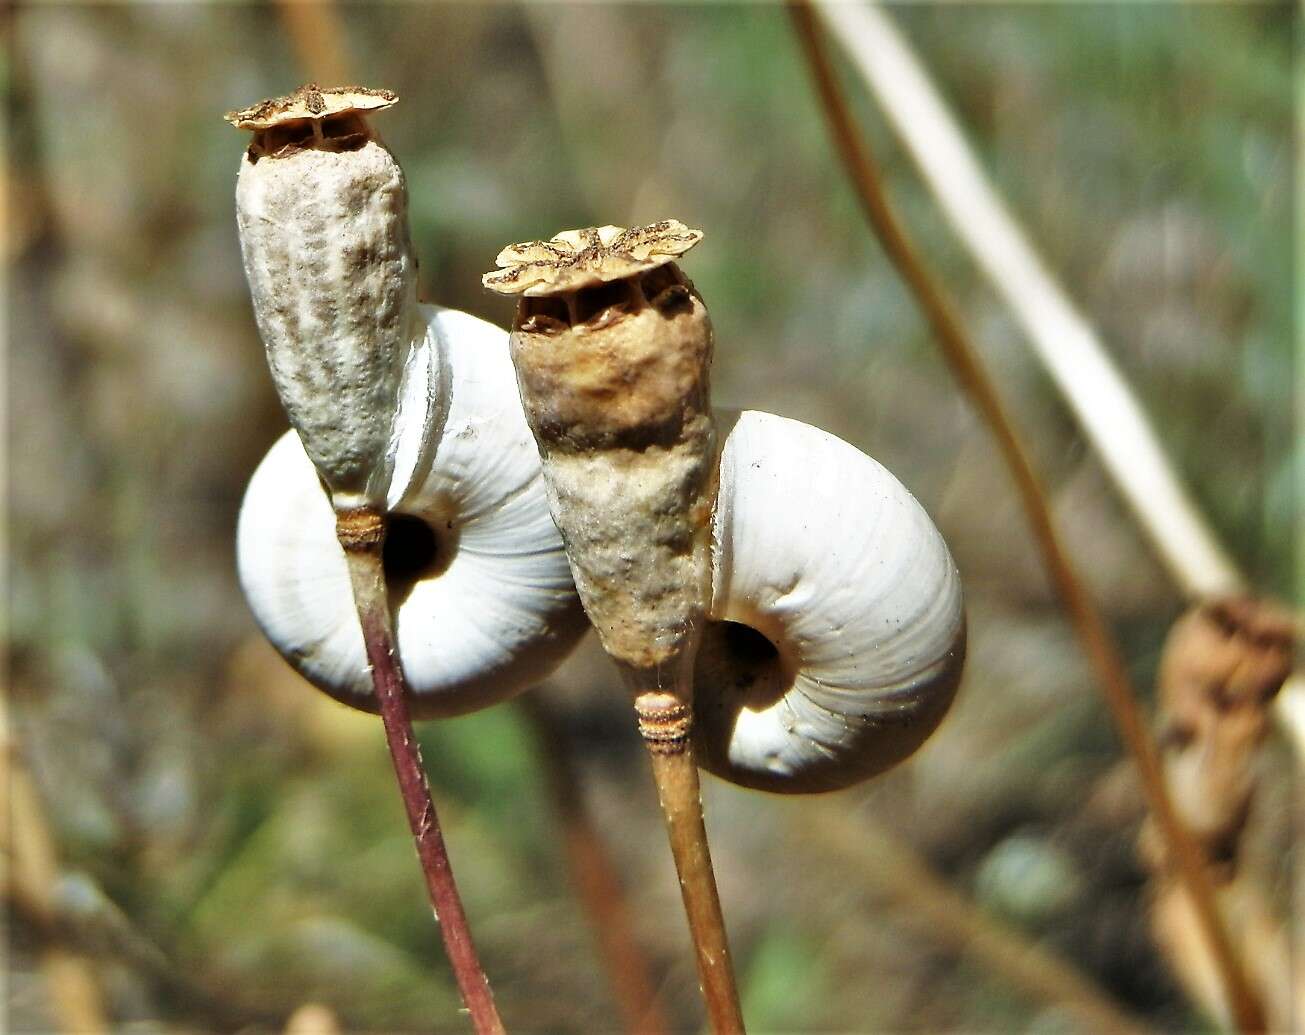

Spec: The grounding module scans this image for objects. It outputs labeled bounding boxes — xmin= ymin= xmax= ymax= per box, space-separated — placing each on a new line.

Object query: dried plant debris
xmin=483 ymin=220 xmax=704 ymax=296
xmin=1147 ymin=595 xmax=1295 ymax=874
xmin=224 ymin=83 xmax=397 ymax=130
xmin=1145 ymin=597 xmax=1299 ymax=1031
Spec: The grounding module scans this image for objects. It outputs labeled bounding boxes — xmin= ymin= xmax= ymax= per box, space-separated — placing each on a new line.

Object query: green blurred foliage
xmin=740 ymin=927 xmax=829 ymax=1032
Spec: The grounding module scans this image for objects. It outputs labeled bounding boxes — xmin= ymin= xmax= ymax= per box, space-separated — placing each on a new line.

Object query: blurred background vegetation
xmin=7 ymin=3 xmax=1296 ymax=1032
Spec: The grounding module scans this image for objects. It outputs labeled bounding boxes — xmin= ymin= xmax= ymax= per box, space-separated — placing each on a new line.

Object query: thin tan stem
xmin=273 ymin=0 xmax=351 ymax=86
xmin=519 ymin=694 xmax=669 ymax=1035
xmin=337 ymin=510 xmax=506 ymax=1035
xmin=634 ymin=692 xmax=745 ymax=1035
xmin=798 ymin=808 xmax=1157 ymax=1035
xmin=787 ymin=5 xmax=1265 ymax=1031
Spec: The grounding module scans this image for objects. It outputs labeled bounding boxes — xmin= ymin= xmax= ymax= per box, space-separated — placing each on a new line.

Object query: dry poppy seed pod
xmin=228 ymin=87 xmax=586 ymax=718
xmin=487 ymin=221 xmax=742 ymax=1027
xmin=484 ymin=222 xmax=966 ymax=790
xmin=228 ymin=84 xmax=426 ymax=511
xmin=485 ymin=221 xmax=715 ymax=705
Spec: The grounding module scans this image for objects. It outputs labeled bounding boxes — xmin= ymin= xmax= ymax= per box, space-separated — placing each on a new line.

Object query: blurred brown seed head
xmin=1143 ymin=595 xmax=1297 ymax=876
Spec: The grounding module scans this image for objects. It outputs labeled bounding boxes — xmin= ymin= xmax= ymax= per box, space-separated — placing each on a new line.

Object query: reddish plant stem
xmin=786 ymin=5 xmax=1265 ymax=1031
xmin=338 ymin=510 xmax=506 ymax=1035
xmin=519 ymin=694 xmax=669 ymax=1035
xmin=269 ymin=11 xmax=502 ymax=1030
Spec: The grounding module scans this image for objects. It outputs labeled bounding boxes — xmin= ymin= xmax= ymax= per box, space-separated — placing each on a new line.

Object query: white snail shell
xmin=237 ymin=305 xmax=588 ymax=718
xmin=694 ymin=410 xmax=966 ymax=794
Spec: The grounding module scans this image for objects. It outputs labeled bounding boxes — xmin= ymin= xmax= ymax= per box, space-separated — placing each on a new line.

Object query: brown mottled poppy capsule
xmin=485 ymin=221 xmax=716 ymax=697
